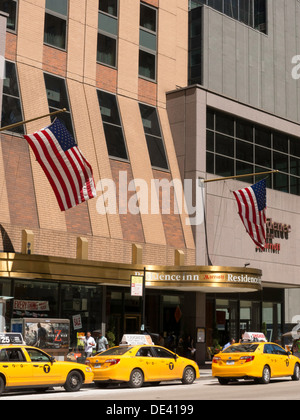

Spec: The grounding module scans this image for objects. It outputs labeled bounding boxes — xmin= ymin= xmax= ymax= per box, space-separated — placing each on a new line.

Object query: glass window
xmin=273 ymin=133 xmax=288 ymax=153
xmin=43 ymin=73 xmax=74 ymax=138
xmin=97 ymin=33 xmax=117 ymax=67
xmin=239 ymin=0 xmax=253 ymax=26
xmin=44 ymin=0 xmax=68 ymax=50
xmin=236 ymin=140 xmax=253 ymax=162
xmin=139 ymin=103 xmax=169 ymax=170
xmin=215 ymin=112 xmax=234 ymax=137
xmin=152 ymin=347 xmax=175 ymax=358
xmin=255 ymin=126 xmax=271 ymax=148
xmin=224 ymin=0 xmax=238 ymax=20
xmin=139 ymin=50 xmax=156 ymax=81
xmin=100 ymin=346 xmax=133 ymax=356
xmin=97 ymin=90 xmax=128 ymax=160
xmin=139 ymin=3 xmax=157 ymax=81
xmin=140 ymin=3 xmax=156 ymax=32
xmin=27 ymin=348 xmax=51 ymax=362
xmin=216 ymin=134 xmax=234 ymax=157
xmin=5 ymin=348 xmax=26 ymax=362
xmin=215 ymin=155 xmax=234 ymax=177
xmin=0 ymin=0 xmax=17 ymax=31
xmin=99 ymin=0 xmax=118 ymax=17
xmin=223 ymin=344 xmax=258 ymax=353
xmin=236 ymin=118 xmax=253 ymax=142
xmin=255 ymin=146 xmax=271 ymax=168
xmin=1 ymin=60 xmax=24 ymax=134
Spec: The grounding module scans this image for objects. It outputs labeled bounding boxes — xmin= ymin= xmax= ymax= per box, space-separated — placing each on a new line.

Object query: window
xmin=43 ymin=72 xmax=75 ymax=138
xmin=189 ymin=0 xmax=267 ymax=34
xmin=97 ymin=89 xmax=128 ymax=160
xmin=44 ymin=0 xmax=68 ymax=50
xmin=0 ymin=0 xmax=17 ymax=31
xmin=1 ymin=60 xmax=24 ymax=134
xmin=5 ymin=348 xmax=26 ymax=362
xmin=152 ymin=347 xmax=174 ymax=358
xmin=139 ymin=2 xmax=157 ymax=81
xmin=206 ymin=108 xmax=300 ymax=196
xmin=97 ymin=0 xmax=118 ymax=67
xmin=139 ymin=103 xmax=169 ymax=170
xmin=27 ymin=348 xmax=51 ymax=362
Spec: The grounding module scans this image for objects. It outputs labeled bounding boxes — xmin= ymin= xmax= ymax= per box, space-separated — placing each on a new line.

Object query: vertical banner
xmin=130 ymin=275 xmax=144 ymax=297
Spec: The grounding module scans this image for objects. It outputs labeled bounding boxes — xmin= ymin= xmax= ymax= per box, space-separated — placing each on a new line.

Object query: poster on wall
xmin=22 ymin=319 xmax=70 ymax=350
xmin=130 ymin=275 xmax=144 ymax=297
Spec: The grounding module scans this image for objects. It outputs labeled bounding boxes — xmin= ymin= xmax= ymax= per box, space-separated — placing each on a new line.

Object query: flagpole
xmin=203 ymin=170 xmax=279 ymax=184
xmin=0 ymin=108 xmax=67 ymax=132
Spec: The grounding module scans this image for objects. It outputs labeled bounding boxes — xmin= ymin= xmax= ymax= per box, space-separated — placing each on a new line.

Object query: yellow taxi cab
xmin=212 ymin=333 xmax=300 ymax=385
xmin=86 ymin=335 xmax=199 ymax=388
xmin=0 ymin=343 xmax=94 ymax=395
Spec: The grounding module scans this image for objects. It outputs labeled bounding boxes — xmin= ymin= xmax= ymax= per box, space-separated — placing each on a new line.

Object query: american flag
xmin=233 ymin=179 xmax=267 ymax=249
xmin=24 ymin=118 xmax=96 ymax=211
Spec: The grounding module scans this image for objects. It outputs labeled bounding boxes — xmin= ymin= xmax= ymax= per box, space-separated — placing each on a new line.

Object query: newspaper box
xmin=11 ymin=318 xmax=70 ymax=360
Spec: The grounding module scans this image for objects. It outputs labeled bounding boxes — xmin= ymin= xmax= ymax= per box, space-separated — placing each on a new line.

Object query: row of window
xmin=1 ymin=60 xmax=169 ymax=171
xmin=0 ymin=0 xmax=158 ymax=82
xmin=206 ymin=108 xmax=300 ymax=196
xmin=189 ymin=0 xmax=267 ymax=33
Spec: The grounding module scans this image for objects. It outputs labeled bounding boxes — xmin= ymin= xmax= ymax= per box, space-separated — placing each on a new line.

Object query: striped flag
xmin=233 ymin=179 xmax=267 ymax=249
xmin=24 ymin=118 xmax=96 ymax=211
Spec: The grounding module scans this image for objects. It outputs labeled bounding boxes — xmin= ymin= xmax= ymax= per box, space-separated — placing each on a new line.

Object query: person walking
xmin=97 ymin=331 xmax=109 ymax=353
xmin=83 ymin=332 xmax=96 ymax=358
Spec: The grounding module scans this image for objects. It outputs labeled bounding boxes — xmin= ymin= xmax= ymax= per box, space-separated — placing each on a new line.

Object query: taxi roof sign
xmin=0 ymin=333 xmax=25 ymax=345
xmin=120 ymin=334 xmax=154 ymax=346
xmin=242 ymin=332 xmax=267 ymax=342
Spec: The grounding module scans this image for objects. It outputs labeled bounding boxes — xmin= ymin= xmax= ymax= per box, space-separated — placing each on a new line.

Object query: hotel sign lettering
xmin=135 ymin=270 xmax=262 ymax=291
xmin=256 ymin=218 xmax=291 ymax=254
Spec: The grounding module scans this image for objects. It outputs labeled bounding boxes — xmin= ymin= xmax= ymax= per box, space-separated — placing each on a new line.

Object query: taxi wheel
xmin=64 ymin=371 xmax=83 ymax=392
xmin=0 ymin=377 xmax=5 ymax=396
xmin=181 ymin=366 xmax=196 ymax=385
xmin=259 ymin=365 xmax=271 ymax=384
xmin=129 ymin=369 xmax=144 ymax=388
xmin=292 ymin=363 xmax=300 ymax=381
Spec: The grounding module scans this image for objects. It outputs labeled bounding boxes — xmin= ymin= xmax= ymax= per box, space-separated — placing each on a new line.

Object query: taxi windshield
xmin=223 ymin=344 xmax=259 ymax=353
xmin=97 ymin=346 xmax=133 ymax=356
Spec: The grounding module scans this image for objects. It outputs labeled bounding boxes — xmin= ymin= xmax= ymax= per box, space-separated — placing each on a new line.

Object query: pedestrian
xmin=83 ymin=332 xmax=96 ymax=358
xmin=185 ymin=335 xmax=195 ymax=359
xmin=97 ymin=331 xmax=109 ymax=353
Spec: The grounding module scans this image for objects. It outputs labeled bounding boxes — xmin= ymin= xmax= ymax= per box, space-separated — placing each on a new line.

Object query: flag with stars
xmin=24 ymin=118 xmax=96 ymax=211
xmin=233 ymin=179 xmax=267 ymax=249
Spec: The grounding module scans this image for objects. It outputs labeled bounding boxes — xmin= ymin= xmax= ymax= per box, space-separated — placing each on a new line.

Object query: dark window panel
xmin=0 ymin=0 xmax=17 ymax=31
xmin=236 ymin=118 xmax=253 ymax=142
xmin=103 ymin=124 xmax=128 ymax=160
xmin=139 ymin=104 xmax=161 ymax=137
xmin=274 ymin=152 xmax=288 ymax=174
xmin=255 ymin=146 xmax=271 ymax=168
xmin=97 ymin=33 xmax=117 ymax=67
xmin=97 ymin=90 xmax=121 ymax=125
xmin=236 ymin=139 xmax=253 ymax=162
xmin=215 ymin=111 xmax=234 ymax=136
xmin=274 ymin=172 xmax=289 ymax=193
xmin=290 ymin=137 xmax=300 ymax=158
xmin=255 ymin=125 xmax=271 ymax=148
xmin=1 ymin=95 xmax=24 ymax=134
xmin=44 ymin=73 xmax=69 ymax=110
xmin=216 ymin=133 xmax=234 ymax=157
xmin=99 ymin=0 xmax=118 ymax=17
xmin=44 ymin=13 xmax=66 ymax=50
xmin=290 ymin=157 xmax=300 ymax=177
xmin=140 ymin=3 xmax=156 ymax=32
xmin=46 ymin=0 xmax=68 ymax=16
xmin=3 ymin=60 xmax=19 ymax=97
xmin=273 ymin=133 xmax=288 ymax=153
xmin=206 ymin=130 xmax=214 ymax=152
xmin=215 ymin=155 xmax=234 ymax=178
xmin=146 ymin=135 xmax=168 ymax=170
xmin=139 ymin=50 xmax=156 ymax=81
xmin=206 ymin=151 xmax=214 ymax=173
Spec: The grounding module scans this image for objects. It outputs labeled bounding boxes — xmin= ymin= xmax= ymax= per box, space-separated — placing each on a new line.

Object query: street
xmin=1 ymin=376 xmax=300 ymax=401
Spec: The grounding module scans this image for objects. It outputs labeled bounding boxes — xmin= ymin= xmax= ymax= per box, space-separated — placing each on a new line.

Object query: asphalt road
xmin=1 ymin=377 xmax=300 ymax=401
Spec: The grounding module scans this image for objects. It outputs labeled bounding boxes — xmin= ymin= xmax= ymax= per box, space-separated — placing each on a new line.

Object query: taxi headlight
xmin=86 ymin=367 xmax=92 ymax=372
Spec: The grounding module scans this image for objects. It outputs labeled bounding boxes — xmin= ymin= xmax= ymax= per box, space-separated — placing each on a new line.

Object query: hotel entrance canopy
xmin=0 ymin=253 xmax=262 ymax=294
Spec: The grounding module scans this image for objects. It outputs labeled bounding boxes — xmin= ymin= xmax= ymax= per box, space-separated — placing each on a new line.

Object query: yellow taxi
xmin=0 ymin=344 xmax=94 ymax=395
xmin=86 ymin=342 xmax=200 ymax=388
xmin=212 ymin=338 xmax=300 ymax=385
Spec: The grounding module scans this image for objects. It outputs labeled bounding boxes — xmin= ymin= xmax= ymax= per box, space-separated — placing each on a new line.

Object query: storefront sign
xmin=14 ymin=300 xmax=50 ymax=312
xmin=130 ymin=275 xmax=144 ymax=297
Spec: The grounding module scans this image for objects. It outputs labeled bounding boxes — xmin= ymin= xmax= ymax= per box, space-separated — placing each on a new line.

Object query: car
xmin=0 ymin=344 xmax=94 ymax=395
xmin=86 ymin=344 xmax=200 ymax=388
xmin=212 ymin=341 xmax=300 ymax=385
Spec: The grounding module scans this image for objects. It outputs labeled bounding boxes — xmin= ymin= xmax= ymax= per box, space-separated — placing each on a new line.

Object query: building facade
xmin=167 ymin=0 xmax=300 ymax=351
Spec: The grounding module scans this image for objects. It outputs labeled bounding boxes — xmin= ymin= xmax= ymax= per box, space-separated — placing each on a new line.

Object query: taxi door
xmin=25 ymin=348 xmax=62 ymax=385
xmin=0 ymin=348 xmax=33 ymax=386
xmin=151 ymin=347 xmax=182 ymax=380
xmin=263 ymin=344 xmax=280 ymax=376
xmin=272 ymin=344 xmax=293 ymax=376
xmin=135 ymin=347 xmax=159 ymax=381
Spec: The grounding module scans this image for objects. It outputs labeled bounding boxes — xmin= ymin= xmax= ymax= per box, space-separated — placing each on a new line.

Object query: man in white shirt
xmin=83 ymin=332 xmax=96 ymax=357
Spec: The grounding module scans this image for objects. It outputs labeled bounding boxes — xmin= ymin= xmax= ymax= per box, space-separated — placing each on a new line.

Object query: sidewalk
xmin=198 ymin=362 xmax=213 ymax=380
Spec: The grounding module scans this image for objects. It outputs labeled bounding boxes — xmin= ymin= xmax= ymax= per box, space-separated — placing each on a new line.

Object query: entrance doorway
xmin=124 ymin=314 xmax=141 ymax=334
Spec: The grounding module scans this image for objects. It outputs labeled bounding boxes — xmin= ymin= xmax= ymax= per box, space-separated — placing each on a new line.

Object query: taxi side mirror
xmin=50 ymin=356 xmax=56 ymax=364
xmin=174 ymin=354 xmax=178 ymax=361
